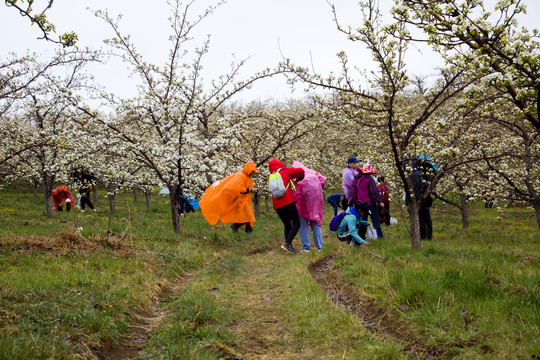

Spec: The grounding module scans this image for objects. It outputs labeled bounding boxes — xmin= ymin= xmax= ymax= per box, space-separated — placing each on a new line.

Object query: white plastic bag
xmin=366 ymin=224 xmax=377 ymax=241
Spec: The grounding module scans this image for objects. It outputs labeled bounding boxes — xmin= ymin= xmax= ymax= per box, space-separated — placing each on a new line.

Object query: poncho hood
xmin=242 ymin=161 xmax=258 ymax=176
xmin=268 ymin=158 xmax=285 ymax=173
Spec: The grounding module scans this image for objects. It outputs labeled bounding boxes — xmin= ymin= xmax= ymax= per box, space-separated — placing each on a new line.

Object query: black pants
xmin=275 ymin=202 xmax=300 ymax=245
xmin=337 ymin=224 xmax=367 ymax=244
xmin=81 ymin=194 xmax=94 ymax=210
xmin=419 ymin=206 xmax=432 ymax=240
xmin=231 ymin=222 xmax=253 ymax=233
xmin=57 ymin=202 xmax=71 ymax=211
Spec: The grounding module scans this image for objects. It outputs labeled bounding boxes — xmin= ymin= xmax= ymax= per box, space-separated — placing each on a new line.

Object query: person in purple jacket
xmin=350 ymin=163 xmax=385 ymax=238
xmin=342 ymin=156 xmax=359 ymax=203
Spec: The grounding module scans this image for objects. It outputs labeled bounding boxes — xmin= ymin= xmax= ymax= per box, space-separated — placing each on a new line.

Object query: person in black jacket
xmin=411 ymin=162 xmax=433 ymax=240
xmin=75 ymin=172 xmax=96 ymax=212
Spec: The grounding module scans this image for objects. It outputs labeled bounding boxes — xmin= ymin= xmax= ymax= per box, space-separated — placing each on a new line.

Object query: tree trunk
xmin=254 ymin=193 xmax=260 ymax=216
xmin=145 ymin=191 xmax=152 ymax=209
xmin=459 ymin=192 xmax=470 ymax=229
xmin=534 ymin=199 xmax=540 ymax=230
xmin=92 ymin=186 xmax=98 ymax=204
xmin=168 ymin=185 xmax=181 ymax=234
xmin=264 ymin=195 xmax=270 ymax=212
xmin=107 ymin=184 xmax=116 ymax=216
xmin=42 ymin=177 xmax=54 ymax=218
xmin=133 ymin=188 xmax=139 ymax=202
xmin=32 ymin=179 xmax=39 ymax=200
xmin=406 ymin=197 xmax=422 ymax=250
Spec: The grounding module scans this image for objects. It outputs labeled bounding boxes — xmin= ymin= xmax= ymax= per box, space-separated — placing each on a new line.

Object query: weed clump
xmin=0 ymin=230 xmax=132 ymax=256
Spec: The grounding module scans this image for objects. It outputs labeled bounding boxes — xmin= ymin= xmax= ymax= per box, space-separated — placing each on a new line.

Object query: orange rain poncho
xmin=199 ymin=162 xmax=258 ymax=227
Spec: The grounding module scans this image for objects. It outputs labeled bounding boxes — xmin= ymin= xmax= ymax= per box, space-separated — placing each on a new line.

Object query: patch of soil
xmin=309 ymin=255 xmax=446 ymax=360
xmin=0 ymin=231 xmax=134 ymax=257
xmin=243 ymin=240 xmax=282 ymax=256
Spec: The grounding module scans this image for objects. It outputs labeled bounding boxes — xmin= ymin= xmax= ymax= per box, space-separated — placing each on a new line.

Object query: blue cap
xmin=347 ymin=157 xmax=359 ymax=164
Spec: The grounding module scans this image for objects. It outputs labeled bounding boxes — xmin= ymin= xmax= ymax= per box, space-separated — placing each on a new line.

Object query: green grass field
xmin=0 ymin=183 xmax=538 ymax=359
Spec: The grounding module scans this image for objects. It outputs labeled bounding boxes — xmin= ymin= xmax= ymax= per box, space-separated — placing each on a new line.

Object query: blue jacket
xmin=336 ymin=207 xmax=370 ymax=244
xmin=327 ymin=193 xmax=344 ymax=203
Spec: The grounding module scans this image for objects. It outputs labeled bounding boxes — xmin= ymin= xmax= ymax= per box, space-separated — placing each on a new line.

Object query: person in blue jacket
xmin=336 ymin=201 xmax=370 ymax=247
xmin=326 ymin=193 xmax=347 ymax=216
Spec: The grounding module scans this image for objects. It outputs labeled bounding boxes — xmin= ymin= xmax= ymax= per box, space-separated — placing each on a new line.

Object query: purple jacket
xmin=351 ymin=172 xmax=382 ymax=206
xmin=342 ymin=167 xmax=356 ymax=201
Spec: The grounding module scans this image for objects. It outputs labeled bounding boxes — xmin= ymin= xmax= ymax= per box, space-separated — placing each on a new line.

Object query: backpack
xmin=268 ymin=169 xmax=288 ymax=198
xmin=329 ymin=211 xmax=348 ymax=231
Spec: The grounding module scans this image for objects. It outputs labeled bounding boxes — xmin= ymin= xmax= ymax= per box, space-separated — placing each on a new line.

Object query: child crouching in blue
xmin=337 ymin=201 xmax=370 ymax=247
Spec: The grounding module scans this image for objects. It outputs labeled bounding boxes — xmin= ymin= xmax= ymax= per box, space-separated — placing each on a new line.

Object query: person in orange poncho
xmin=199 ymin=161 xmax=259 ymax=233
xmin=51 ymin=185 xmax=74 ymax=211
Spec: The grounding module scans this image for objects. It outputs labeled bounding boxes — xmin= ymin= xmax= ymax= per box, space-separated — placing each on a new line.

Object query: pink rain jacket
xmin=292 ymin=161 xmax=326 ymax=226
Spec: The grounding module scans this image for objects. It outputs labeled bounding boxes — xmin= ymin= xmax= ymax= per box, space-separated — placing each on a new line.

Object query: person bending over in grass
xmin=337 ymin=201 xmax=370 ymax=248
xmin=51 ymin=185 xmax=74 ymax=211
xmin=327 ymin=193 xmax=347 ymax=216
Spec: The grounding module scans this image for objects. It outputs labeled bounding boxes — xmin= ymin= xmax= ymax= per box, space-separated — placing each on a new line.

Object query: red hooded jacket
xmin=51 ymin=185 xmax=74 ymax=210
xmin=268 ymin=158 xmax=305 ymax=210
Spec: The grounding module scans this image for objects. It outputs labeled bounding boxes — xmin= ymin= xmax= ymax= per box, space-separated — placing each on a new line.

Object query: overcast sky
xmin=2 ymin=0 xmax=539 ymax=102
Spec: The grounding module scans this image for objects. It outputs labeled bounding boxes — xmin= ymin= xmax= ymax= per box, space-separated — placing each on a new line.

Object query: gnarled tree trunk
xmin=33 ymin=179 xmax=39 ymax=201
xmin=254 ymin=193 xmax=260 ymax=216
xmin=106 ymin=183 xmax=116 ymax=216
xmin=42 ymin=176 xmax=54 ymax=218
xmin=406 ymin=197 xmax=422 ymax=250
xmin=264 ymin=194 xmax=271 ymax=213
xmin=168 ymin=185 xmax=181 ymax=234
xmin=460 ymin=192 xmax=470 ymax=229
xmin=145 ymin=191 xmax=152 ymax=209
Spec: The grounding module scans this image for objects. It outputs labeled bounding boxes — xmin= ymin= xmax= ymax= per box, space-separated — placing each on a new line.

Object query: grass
xmin=0 ymin=182 xmax=538 ymax=359
xmin=334 ymin=201 xmax=540 ymax=359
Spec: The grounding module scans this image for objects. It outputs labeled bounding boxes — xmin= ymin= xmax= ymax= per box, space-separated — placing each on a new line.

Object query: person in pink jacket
xmin=292 ymin=161 xmax=326 ymax=253
xmin=268 ymin=158 xmax=305 ymax=254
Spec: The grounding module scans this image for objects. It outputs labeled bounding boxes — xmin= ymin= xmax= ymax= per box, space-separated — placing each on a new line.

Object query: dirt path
xmin=92 ymin=243 xmax=281 ymax=360
xmin=94 ymin=247 xmax=446 ymax=360
xmin=221 ymin=253 xmax=316 ymax=359
xmin=95 ymin=274 xmax=194 ymax=360
xmin=309 ymin=255 xmax=446 ymax=360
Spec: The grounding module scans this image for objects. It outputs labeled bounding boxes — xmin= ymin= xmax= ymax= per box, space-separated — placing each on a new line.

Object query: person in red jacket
xmin=268 ymin=158 xmax=305 ymax=254
xmin=377 ymin=176 xmax=391 ymax=226
xmin=51 ymin=185 xmax=74 ymax=211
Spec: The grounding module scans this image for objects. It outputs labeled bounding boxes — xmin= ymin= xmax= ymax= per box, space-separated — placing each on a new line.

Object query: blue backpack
xmin=329 ymin=211 xmax=347 ymax=231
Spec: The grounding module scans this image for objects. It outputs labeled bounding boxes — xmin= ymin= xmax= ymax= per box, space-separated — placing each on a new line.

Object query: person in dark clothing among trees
xmin=411 ymin=161 xmax=433 ymax=240
xmin=377 ymin=176 xmax=391 ymax=226
xmin=75 ymin=172 xmax=96 ymax=212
